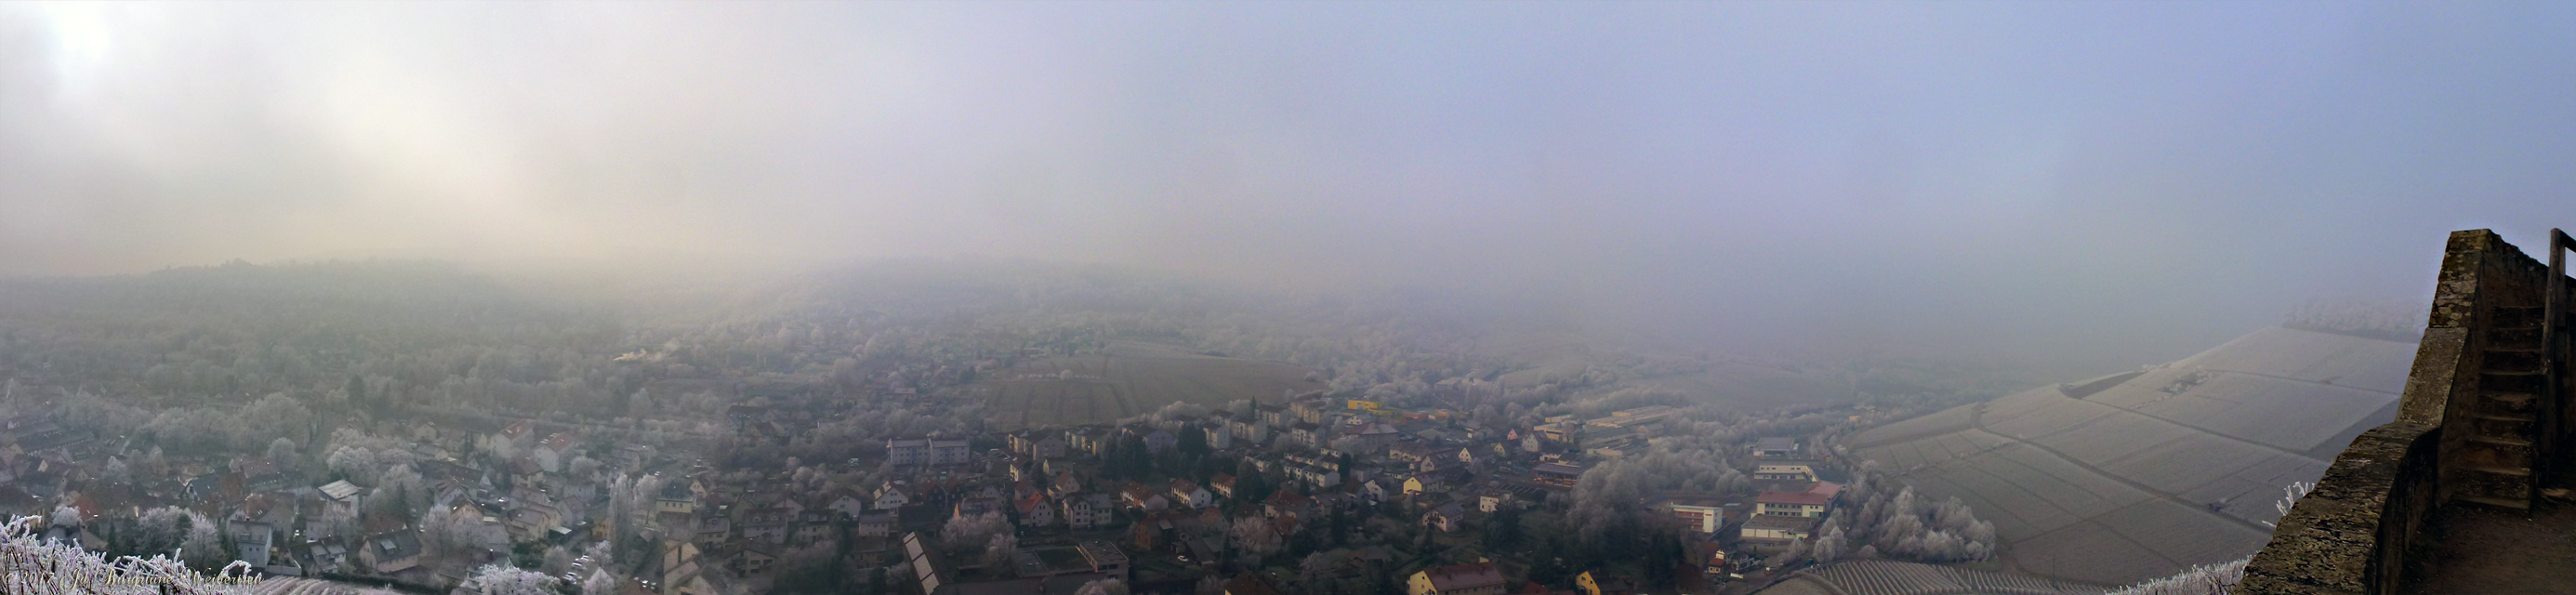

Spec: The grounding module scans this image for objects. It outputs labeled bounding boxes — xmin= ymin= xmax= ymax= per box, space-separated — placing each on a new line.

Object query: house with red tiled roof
xmin=535 ymin=431 xmax=579 ymax=473
xmin=1209 ymin=473 xmax=1238 ymax=499
xmin=1014 ymin=492 xmax=1054 ymax=527
xmin=1408 ymin=562 xmax=1507 ymax=595
xmin=1119 ymin=482 xmax=1169 ymax=512
xmin=1262 ymin=490 xmax=1312 ymax=519
xmin=1171 ymin=479 xmax=1212 ymax=509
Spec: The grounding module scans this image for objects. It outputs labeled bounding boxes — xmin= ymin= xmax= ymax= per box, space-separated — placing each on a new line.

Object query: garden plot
xmin=2133 ymin=372 xmax=2398 ymax=452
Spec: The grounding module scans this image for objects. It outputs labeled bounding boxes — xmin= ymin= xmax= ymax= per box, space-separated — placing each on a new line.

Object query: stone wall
xmin=2238 ymin=421 xmax=2438 ymax=595
xmin=2240 ymin=230 xmax=2546 ymax=595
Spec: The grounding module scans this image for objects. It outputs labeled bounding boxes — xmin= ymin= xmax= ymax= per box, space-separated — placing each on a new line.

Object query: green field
xmin=980 ymin=341 xmax=1325 ymax=429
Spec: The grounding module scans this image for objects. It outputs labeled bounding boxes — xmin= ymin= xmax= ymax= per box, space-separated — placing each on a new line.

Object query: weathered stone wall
xmin=2240 ymin=230 xmax=2551 ymax=595
xmin=2239 ymin=421 xmax=2438 ymax=595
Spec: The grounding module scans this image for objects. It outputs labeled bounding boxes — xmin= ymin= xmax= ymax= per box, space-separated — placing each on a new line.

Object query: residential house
xmin=1118 ymin=482 xmax=1169 ymax=512
xmin=1014 ymin=493 xmax=1055 ymax=527
xmin=826 ymin=490 xmax=869 ymax=519
xmin=1204 ymin=425 xmax=1234 ymax=450
xmin=886 ymin=439 xmax=930 ymax=466
xmin=1228 ymin=417 xmax=1269 ymax=445
xmin=1407 ymin=562 xmax=1507 ymax=595
xmin=740 ymin=507 xmax=790 ymax=545
xmin=1067 ymin=429 xmax=1113 ymax=456
xmin=792 ymin=520 xmax=836 ymax=547
xmin=1287 ymin=423 xmax=1323 ymax=449
xmin=1225 ymin=573 xmax=1287 ymax=595
xmin=854 ymin=512 xmax=894 ymax=537
xmin=535 ymin=432 xmax=579 ymax=473
xmin=360 ymin=530 xmax=422 ymax=574
xmin=953 ymin=496 xmax=1000 ymax=519
xmin=1262 ymin=491 xmax=1313 ymax=519
xmin=1576 ymin=572 xmax=1636 ymax=595
xmin=874 ymin=483 xmax=911 ymax=510
xmin=1143 ymin=430 xmax=1177 ymax=454
xmin=1209 ymin=474 xmax=1238 ymax=499
xmin=1362 ymin=478 xmax=1397 ymax=505
xmin=1171 ymin=479 xmax=1213 ymax=509
xmin=736 ymin=544 xmax=779 ymax=576
xmin=1422 ymin=503 xmax=1468 ymax=533
xmin=319 ymin=481 xmax=366 ymax=518
xmin=1062 ymin=493 xmax=1114 ymax=529
xmin=1051 ymin=470 xmax=1084 ymax=498
xmin=929 ymin=440 xmax=972 ymax=466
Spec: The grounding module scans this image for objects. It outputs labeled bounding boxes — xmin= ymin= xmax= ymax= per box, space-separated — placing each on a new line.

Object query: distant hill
xmin=1843 ymin=326 xmax=2417 ymax=586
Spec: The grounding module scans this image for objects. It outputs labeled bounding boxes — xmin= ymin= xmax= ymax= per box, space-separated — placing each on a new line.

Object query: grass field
xmin=979 ymin=340 xmax=1325 ymax=429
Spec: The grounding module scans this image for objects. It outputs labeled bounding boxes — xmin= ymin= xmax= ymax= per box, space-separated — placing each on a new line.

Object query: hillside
xmin=1843 ymin=326 xmax=2417 ymax=585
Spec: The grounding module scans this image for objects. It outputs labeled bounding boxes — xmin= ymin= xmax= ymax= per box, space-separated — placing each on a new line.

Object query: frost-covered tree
xmin=1229 ymin=516 xmax=1281 ymax=564
xmin=582 ymin=570 xmax=620 ymax=595
xmin=179 ymin=517 xmax=228 ymax=570
xmin=1300 ymin=552 xmax=1337 ymax=588
xmin=101 ymin=457 xmax=131 ymax=484
xmin=46 ymin=507 xmax=80 ymax=533
xmin=982 ymin=534 xmax=1019 ymax=575
xmin=941 ymin=511 xmax=1010 ymax=553
xmin=1811 ymin=525 xmax=1846 ymax=563
xmin=328 ymin=445 xmax=378 ymax=485
xmin=542 ymin=546 xmax=573 ymax=576
xmin=1766 ymin=538 xmax=1809 ymax=568
xmin=269 ymin=437 xmax=300 ymax=473
xmin=459 ymin=563 xmax=561 ymax=595
xmin=2106 ymin=556 xmax=2250 ymax=595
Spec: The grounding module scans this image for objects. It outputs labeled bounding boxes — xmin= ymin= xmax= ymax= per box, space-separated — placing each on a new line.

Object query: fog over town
xmin=0 ymin=3 xmax=2569 ymax=595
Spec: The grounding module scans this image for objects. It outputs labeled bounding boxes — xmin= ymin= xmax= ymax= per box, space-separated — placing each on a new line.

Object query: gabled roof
xmin=1419 ymin=562 xmax=1505 ymax=591
xmin=1263 ymin=490 xmax=1311 ymax=509
xmin=1224 ymin=573 xmax=1286 ymax=595
xmin=319 ymin=481 xmax=363 ymax=501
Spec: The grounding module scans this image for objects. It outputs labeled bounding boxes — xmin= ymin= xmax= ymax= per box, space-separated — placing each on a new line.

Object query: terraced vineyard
xmin=979 ymin=341 xmax=1324 ymax=428
xmin=1843 ymin=327 xmax=2416 ymax=586
xmin=1760 ymin=560 xmax=2107 ymax=595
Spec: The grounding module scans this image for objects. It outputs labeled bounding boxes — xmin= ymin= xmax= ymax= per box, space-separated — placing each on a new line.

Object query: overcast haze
xmin=5 ymin=1 xmax=2573 ymax=373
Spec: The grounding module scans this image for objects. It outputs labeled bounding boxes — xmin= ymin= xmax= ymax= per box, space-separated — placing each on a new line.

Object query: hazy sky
xmin=6 ymin=1 xmax=2574 ymax=371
